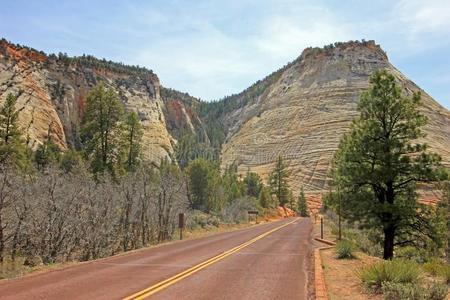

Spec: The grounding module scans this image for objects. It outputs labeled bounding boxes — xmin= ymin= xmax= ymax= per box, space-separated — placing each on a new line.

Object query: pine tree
xmin=123 ymin=111 xmax=142 ymax=172
xmin=186 ymin=158 xmax=221 ymax=212
xmin=332 ymin=70 xmax=446 ymax=259
xmin=269 ymin=155 xmax=290 ymax=207
xmin=259 ymin=186 xmax=272 ymax=209
xmin=81 ymin=84 xmax=124 ymax=176
xmin=0 ymin=93 xmax=29 ymax=169
xmin=243 ymin=169 xmax=262 ymax=198
xmin=297 ymin=186 xmax=309 ymax=217
xmin=34 ymin=123 xmax=61 ymax=170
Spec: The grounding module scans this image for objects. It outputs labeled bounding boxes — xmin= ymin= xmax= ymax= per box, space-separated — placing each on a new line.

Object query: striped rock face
xmin=220 ymin=42 xmax=450 ymax=201
xmin=1 ymin=40 xmax=449 ymax=205
xmin=0 ymin=40 xmax=175 ymax=163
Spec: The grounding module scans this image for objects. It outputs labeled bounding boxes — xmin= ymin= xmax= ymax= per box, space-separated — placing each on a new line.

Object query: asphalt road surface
xmin=0 ymin=217 xmax=313 ymax=300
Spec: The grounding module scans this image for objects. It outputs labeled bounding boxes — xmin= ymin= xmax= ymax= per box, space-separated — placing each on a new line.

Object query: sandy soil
xmin=312 ymin=216 xmax=381 ymax=300
xmin=320 ymin=248 xmax=381 ymax=300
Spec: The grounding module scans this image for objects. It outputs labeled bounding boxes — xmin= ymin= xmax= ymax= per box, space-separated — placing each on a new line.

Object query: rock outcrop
xmin=1 ymin=39 xmax=449 ymax=207
xmin=0 ymin=39 xmax=175 ymax=162
xmin=219 ymin=41 xmax=450 ymax=201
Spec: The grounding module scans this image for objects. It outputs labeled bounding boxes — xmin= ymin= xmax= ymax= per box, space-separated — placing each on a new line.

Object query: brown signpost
xmin=247 ymin=210 xmax=259 ymax=223
xmin=178 ymin=213 xmax=185 ymax=240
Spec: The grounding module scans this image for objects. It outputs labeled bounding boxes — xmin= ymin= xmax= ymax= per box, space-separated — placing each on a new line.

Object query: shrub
xmin=423 ymin=259 xmax=443 ymax=276
xmin=428 ymin=282 xmax=448 ymax=300
xmin=381 ymin=282 xmax=447 ymax=300
xmin=336 ymin=240 xmax=355 ymax=259
xmin=359 ymin=259 xmax=422 ymax=292
xmin=438 ymin=265 xmax=450 ymax=284
xmin=381 ymin=282 xmax=425 ymax=300
xmin=395 ymin=246 xmax=428 ymax=264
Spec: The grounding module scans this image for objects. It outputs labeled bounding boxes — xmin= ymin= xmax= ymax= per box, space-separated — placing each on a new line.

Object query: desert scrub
xmin=381 ymin=282 xmax=425 ymax=300
xmin=336 ymin=240 xmax=355 ymax=259
xmin=423 ymin=258 xmax=443 ymax=276
xmin=428 ymin=282 xmax=448 ymax=300
xmin=359 ymin=259 xmax=422 ymax=292
xmin=438 ymin=264 xmax=450 ymax=284
xmin=381 ymin=282 xmax=447 ymax=300
xmin=395 ymin=246 xmax=429 ymax=264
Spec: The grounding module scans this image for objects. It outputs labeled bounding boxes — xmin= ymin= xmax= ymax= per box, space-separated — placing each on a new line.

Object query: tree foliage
xmin=331 ymin=70 xmax=446 ymax=259
xmin=81 ymin=84 xmax=125 ymax=176
xmin=243 ymin=170 xmax=262 ymax=198
xmin=297 ymin=186 xmax=309 ymax=217
xmin=0 ymin=93 xmax=30 ymax=170
xmin=122 ymin=111 xmax=143 ymax=172
xmin=268 ymin=155 xmax=291 ymax=207
xmin=259 ymin=186 xmax=272 ymax=209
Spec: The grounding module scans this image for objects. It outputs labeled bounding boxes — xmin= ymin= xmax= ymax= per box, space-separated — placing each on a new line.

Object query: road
xmin=0 ymin=217 xmax=313 ymax=300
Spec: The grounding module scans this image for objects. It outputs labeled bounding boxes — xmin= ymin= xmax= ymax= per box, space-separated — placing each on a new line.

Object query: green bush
xmin=381 ymin=282 xmax=447 ymax=300
xmin=336 ymin=240 xmax=355 ymax=259
xmin=381 ymin=282 xmax=425 ymax=300
xmin=428 ymin=282 xmax=448 ymax=300
xmin=359 ymin=259 xmax=422 ymax=292
xmin=423 ymin=259 xmax=443 ymax=276
xmin=395 ymin=246 xmax=429 ymax=264
xmin=438 ymin=265 xmax=450 ymax=284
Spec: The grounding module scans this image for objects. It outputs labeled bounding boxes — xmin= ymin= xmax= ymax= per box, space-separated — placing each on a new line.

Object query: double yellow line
xmin=123 ymin=219 xmax=297 ymax=300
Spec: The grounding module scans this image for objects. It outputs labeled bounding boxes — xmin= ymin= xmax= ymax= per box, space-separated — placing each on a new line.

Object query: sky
xmin=1 ymin=0 xmax=449 ymax=109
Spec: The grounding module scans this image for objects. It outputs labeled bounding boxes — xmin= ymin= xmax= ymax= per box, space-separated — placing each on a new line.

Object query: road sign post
xmin=178 ymin=213 xmax=185 ymax=240
xmin=320 ymin=217 xmax=324 ymax=239
xmin=247 ymin=210 xmax=259 ymax=223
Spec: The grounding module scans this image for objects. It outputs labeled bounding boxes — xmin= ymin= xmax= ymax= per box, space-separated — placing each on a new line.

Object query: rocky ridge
xmin=1 ymin=39 xmax=449 ymax=209
xmin=0 ymin=39 xmax=191 ymax=162
xmin=218 ymin=41 xmax=450 ymax=209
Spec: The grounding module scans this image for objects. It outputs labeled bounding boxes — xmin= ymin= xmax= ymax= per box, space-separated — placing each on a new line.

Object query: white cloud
xmin=130 ymin=2 xmax=357 ymax=100
xmin=253 ymin=15 xmax=353 ymax=59
xmin=395 ymin=0 xmax=450 ymax=34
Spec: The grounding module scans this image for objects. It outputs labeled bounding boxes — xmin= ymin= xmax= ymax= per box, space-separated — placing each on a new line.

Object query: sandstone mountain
xmin=1 ymin=39 xmax=449 ymax=209
xmin=217 ymin=41 xmax=450 ymax=209
xmin=0 ymin=39 xmax=188 ymax=163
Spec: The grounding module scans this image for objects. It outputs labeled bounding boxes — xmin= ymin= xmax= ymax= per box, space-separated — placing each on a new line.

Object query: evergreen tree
xmin=297 ymin=186 xmax=309 ymax=217
xmin=268 ymin=155 xmax=290 ymax=207
xmin=34 ymin=124 xmax=61 ymax=170
xmin=0 ymin=93 xmax=29 ymax=169
xmin=59 ymin=149 xmax=84 ymax=173
xmin=259 ymin=186 xmax=272 ymax=209
xmin=436 ymin=181 xmax=450 ymax=262
xmin=243 ymin=169 xmax=262 ymax=198
xmin=186 ymin=158 xmax=222 ymax=212
xmin=81 ymin=84 xmax=124 ymax=176
xmin=332 ymin=70 xmax=445 ymax=259
xmin=222 ymin=164 xmax=244 ymax=203
xmin=123 ymin=111 xmax=142 ymax=172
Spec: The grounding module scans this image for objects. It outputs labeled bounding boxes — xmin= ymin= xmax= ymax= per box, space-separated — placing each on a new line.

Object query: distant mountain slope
xmin=0 ymin=39 xmax=189 ymax=162
xmin=1 ymin=39 xmax=449 ymax=206
xmin=218 ymin=41 xmax=450 ymax=206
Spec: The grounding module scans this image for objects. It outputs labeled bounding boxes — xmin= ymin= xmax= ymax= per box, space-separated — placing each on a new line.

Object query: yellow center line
xmin=122 ymin=218 xmax=298 ymax=300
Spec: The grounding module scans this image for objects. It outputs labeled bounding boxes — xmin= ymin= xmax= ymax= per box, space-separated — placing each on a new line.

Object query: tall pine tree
xmin=269 ymin=155 xmax=290 ymax=207
xmin=81 ymin=84 xmax=124 ymax=176
xmin=297 ymin=186 xmax=309 ymax=217
xmin=0 ymin=93 xmax=29 ymax=170
xmin=332 ymin=70 xmax=445 ymax=259
xmin=122 ymin=111 xmax=142 ymax=172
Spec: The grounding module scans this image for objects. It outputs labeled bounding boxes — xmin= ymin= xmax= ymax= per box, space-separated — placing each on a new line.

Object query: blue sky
xmin=1 ymin=0 xmax=449 ymax=109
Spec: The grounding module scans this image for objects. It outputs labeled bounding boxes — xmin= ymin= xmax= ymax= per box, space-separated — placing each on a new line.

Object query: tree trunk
xmin=383 ymin=226 xmax=395 ymax=260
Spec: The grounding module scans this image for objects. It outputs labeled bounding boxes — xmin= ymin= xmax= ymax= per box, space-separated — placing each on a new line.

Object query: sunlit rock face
xmin=220 ymin=41 xmax=450 ymax=207
xmin=0 ymin=39 xmax=175 ymax=163
xmin=1 ymin=39 xmax=449 ymax=209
